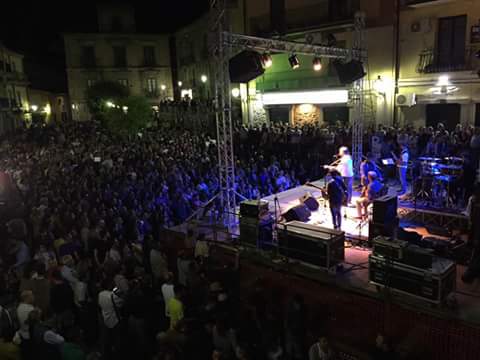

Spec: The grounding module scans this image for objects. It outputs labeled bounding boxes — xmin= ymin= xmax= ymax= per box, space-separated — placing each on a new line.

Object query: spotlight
xmin=313 ymin=57 xmax=322 ymax=71
xmin=261 ymin=53 xmax=273 ymax=68
xmin=288 ymin=54 xmax=300 ymax=69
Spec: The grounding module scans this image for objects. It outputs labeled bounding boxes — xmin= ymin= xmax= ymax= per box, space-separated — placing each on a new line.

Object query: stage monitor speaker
xmin=372 ymin=195 xmax=398 ymax=224
xmin=229 ymin=50 xmax=265 ymax=83
xmin=333 ymin=60 xmax=366 ymax=85
xmin=283 ymin=204 xmax=311 ymax=222
xmin=299 ymin=193 xmax=319 ymax=211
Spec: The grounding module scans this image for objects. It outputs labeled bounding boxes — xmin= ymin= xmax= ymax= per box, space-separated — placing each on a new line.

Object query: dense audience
xmin=0 ymin=117 xmax=478 ymax=360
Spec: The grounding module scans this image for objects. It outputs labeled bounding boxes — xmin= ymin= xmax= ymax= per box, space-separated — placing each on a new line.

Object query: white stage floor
xmin=262 ymin=179 xmax=369 ymax=241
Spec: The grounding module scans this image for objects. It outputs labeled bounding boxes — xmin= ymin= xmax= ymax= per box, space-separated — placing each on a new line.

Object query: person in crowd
xmin=150 ymin=242 xmax=168 ymax=288
xmin=167 ymin=285 xmax=185 ymax=331
xmin=360 ymin=152 xmax=382 ymax=187
xmin=98 ymin=279 xmax=124 ymax=360
xmin=308 ymin=336 xmax=335 ymax=360
xmin=396 ymin=143 xmax=409 ymax=195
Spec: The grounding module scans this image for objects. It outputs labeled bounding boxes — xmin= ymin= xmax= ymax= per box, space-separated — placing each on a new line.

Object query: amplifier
xmin=240 ymin=200 xmax=269 ymax=218
xmin=278 ymin=221 xmax=345 ymax=270
xmin=369 ymin=254 xmax=456 ymax=305
xmin=239 ymin=215 xmax=273 ymax=248
xmin=372 ymin=236 xmax=407 ymax=261
xmin=372 ymin=195 xmax=397 ymax=224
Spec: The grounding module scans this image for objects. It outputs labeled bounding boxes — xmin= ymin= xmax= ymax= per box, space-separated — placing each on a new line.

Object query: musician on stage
xmin=355 ymin=171 xmax=383 ymax=220
xmin=325 ymin=146 xmax=353 ymax=206
xmin=360 ymin=152 xmax=382 ymax=187
xmin=326 ymin=170 xmax=348 ymax=230
xmin=397 ymin=144 xmax=409 ymax=195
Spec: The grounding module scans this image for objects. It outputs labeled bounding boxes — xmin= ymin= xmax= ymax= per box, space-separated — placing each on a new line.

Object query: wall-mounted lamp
xmin=374 ymin=75 xmax=386 ymax=96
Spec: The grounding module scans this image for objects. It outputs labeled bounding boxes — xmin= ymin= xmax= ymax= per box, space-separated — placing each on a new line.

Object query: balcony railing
xmin=405 ymin=0 xmax=454 ymax=7
xmin=416 ymin=47 xmax=480 ymax=74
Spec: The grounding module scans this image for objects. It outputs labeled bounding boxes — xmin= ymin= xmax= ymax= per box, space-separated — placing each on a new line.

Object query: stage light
xmin=30 ymin=105 xmax=38 ymax=112
xmin=262 ymin=90 xmax=349 ymax=105
xmin=313 ymin=57 xmax=322 ymax=71
xmin=106 ymin=101 xmax=115 ymax=108
xmin=436 ymin=75 xmax=450 ymax=86
xmin=288 ymin=54 xmax=300 ymax=69
xmin=160 ymin=84 xmax=166 ymax=90
xmin=201 ymin=75 xmax=208 ymax=83
xmin=374 ymin=75 xmax=386 ymax=95
xmin=43 ymin=104 xmax=51 ymax=115
xmin=261 ymin=53 xmax=272 ymax=68
xmin=231 ymin=88 xmax=240 ymax=98
xmin=178 ymin=81 xmax=183 ymax=87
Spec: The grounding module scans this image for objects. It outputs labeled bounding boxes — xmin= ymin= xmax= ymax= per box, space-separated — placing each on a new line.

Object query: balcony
xmin=405 ymin=0 xmax=455 ymax=8
xmin=416 ymin=47 xmax=479 ymax=74
xmin=5 ymin=71 xmax=28 ymax=83
xmin=145 ymin=90 xmax=159 ymax=98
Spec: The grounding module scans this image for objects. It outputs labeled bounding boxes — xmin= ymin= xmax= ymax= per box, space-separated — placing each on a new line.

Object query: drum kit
xmin=415 ymin=156 xmax=464 ymax=208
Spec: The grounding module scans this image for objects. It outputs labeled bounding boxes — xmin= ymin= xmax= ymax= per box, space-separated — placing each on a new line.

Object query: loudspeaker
xmin=372 ymin=195 xmax=398 ymax=224
xmin=229 ymin=50 xmax=265 ymax=83
xmin=282 ymin=204 xmax=311 ymax=222
xmin=300 ymin=193 xmax=319 ymax=211
xmin=333 ymin=60 xmax=366 ymax=84
xmin=240 ymin=216 xmax=273 ymax=248
xmin=240 ymin=200 xmax=269 ymax=218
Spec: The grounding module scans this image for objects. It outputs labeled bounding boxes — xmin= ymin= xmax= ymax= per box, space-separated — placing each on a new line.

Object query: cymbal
xmin=444 ymin=156 xmax=463 ymax=162
xmin=418 ymin=157 xmax=441 ymax=162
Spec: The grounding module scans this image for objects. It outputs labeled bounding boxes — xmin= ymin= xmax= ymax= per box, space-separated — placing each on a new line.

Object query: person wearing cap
xmin=356 ymin=171 xmax=383 ymax=219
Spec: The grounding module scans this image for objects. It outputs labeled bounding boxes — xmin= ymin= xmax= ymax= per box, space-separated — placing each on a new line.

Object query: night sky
xmin=0 ymin=0 xmax=209 ymax=91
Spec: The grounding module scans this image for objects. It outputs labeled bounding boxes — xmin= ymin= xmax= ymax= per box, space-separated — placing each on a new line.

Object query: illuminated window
xmin=118 ymin=79 xmax=128 ymax=88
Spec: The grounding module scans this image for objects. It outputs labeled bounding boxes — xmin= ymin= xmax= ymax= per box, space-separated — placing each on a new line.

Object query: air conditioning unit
xmin=411 ymin=18 xmax=432 ymax=33
xmin=396 ymin=93 xmax=416 ymax=107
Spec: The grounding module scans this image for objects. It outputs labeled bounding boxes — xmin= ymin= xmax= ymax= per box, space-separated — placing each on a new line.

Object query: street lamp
xmin=201 ymin=75 xmax=208 ymax=83
xmin=178 ymin=81 xmax=183 ymax=87
xmin=30 ymin=105 xmax=38 ymax=112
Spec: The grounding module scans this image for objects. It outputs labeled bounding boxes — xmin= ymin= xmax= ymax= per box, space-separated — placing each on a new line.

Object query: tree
xmin=103 ymin=96 xmax=153 ymax=137
xmin=85 ymin=80 xmax=129 ymax=121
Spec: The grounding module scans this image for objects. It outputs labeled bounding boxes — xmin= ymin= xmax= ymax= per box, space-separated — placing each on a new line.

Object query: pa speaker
xmin=333 ymin=60 xmax=366 ymax=84
xmin=372 ymin=195 xmax=398 ymax=224
xmin=300 ymin=193 xmax=319 ymax=211
xmin=283 ymin=204 xmax=311 ymax=223
xmin=229 ymin=50 xmax=265 ymax=83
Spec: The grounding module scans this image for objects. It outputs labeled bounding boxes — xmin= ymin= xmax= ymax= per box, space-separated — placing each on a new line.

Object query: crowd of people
xmin=0 ymin=116 xmax=479 ymax=360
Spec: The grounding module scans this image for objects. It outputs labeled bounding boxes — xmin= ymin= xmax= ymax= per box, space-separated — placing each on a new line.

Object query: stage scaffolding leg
xmin=211 ymin=0 xmax=237 ymax=227
xmin=351 ymin=12 xmax=367 ymax=174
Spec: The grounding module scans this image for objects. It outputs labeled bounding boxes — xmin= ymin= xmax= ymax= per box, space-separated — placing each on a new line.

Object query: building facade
xmin=397 ymin=0 xmax=480 ymax=130
xmin=172 ymin=0 xmax=397 ymax=127
xmin=0 ymin=43 xmax=29 ymax=134
xmin=64 ymin=4 xmax=173 ymax=121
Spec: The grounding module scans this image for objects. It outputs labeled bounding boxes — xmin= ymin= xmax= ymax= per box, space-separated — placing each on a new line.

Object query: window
xmin=113 ymin=46 xmax=127 ymax=67
xmin=143 ymin=46 xmax=156 ymax=66
xmin=329 ymin=0 xmax=359 ymax=22
xmin=436 ymin=15 xmax=467 ymax=69
xmin=16 ymin=92 xmax=22 ymax=107
xmin=81 ymin=46 xmax=96 ymax=67
xmin=147 ymin=78 xmax=157 ymax=95
xmin=87 ymin=79 xmax=95 ymax=88
xmin=11 ymin=61 xmax=16 ymax=72
xmin=111 ymin=16 xmax=124 ymax=32
xmin=5 ymin=57 xmax=11 ymax=72
xmin=118 ymin=79 xmax=128 ymax=88
xmin=270 ymin=0 xmax=285 ymax=34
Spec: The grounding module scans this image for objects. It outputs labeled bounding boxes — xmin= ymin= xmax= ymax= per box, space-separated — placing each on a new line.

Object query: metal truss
xmin=210 ymin=1 xmax=367 ymax=222
xmin=224 ymin=32 xmax=360 ymax=59
xmin=210 ymin=0 xmax=236 ymax=225
xmin=351 ymin=12 xmax=367 ymax=174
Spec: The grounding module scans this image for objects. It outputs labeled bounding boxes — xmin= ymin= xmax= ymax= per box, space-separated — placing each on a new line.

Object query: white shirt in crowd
xmin=161 ymin=283 xmax=175 ymax=317
xmin=98 ymin=290 xmax=123 ymax=329
xmin=16 ymin=302 xmax=34 ymax=339
xmin=336 ymin=154 xmax=354 ymax=178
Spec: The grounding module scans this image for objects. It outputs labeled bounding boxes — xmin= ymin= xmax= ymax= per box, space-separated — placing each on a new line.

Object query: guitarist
xmin=392 ymin=144 xmax=409 ymax=195
xmin=324 ymin=146 xmax=354 ymax=205
xmin=325 ymin=170 xmax=348 ymax=230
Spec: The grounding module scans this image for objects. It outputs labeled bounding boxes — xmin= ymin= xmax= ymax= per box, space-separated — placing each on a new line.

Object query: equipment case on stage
xmin=369 ymin=254 xmax=456 ymax=305
xmin=278 ymin=221 xmax=345 ymax=271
